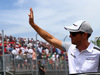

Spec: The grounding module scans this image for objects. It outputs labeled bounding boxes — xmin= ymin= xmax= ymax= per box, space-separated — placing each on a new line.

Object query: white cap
xmin=64 ymin=20 xmax=93 ymax=34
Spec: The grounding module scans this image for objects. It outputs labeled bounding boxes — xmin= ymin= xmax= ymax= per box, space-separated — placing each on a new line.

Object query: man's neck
xmin=77 ymin=41 xmax=90 ymax=52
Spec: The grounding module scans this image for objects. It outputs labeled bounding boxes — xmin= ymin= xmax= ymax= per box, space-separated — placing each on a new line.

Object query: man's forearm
xmin=31 ymin=23 xmax=54 ymax=43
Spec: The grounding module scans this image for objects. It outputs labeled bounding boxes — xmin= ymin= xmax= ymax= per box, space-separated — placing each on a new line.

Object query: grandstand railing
xmin=1 ymin=54 xmax=100 ymax=75
xmin=0 ymin=54 xmax=69 ymax=75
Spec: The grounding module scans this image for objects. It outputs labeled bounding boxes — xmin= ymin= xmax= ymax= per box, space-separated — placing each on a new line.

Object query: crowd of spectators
xmin=0 ymin=34 xmax=68 ymax=70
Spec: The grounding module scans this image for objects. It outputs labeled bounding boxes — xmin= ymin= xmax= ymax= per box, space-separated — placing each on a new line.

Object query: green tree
xmin=97 ymin=40 xmax=100 ymax=47
xmin=91 ymin=38 xmax=100 ymax=47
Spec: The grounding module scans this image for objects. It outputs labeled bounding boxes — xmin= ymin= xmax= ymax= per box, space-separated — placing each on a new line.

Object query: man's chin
xmin=71 ymin=42 xmax=76 ymax=45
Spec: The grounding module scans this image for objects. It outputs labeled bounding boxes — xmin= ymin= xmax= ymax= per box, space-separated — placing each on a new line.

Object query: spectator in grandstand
xmin=47 ymin=57 xmax=54 ymax=70
xmin=45 ymin=47 xmax=49 ymax=55
xmin=23 ymin=38 xmax=27 ymax=46
xmin=11 ymin=47 xmax=18 ymax=64
xmin=56 ymin=56 xmax=60 ymax=70
xmin=60 ymin=54 xmax=65 ymax=70
xmin=11 ymin=54 xmax=15 ymax=71
xmin=17 ymin=49 xmax=24 ymax=69
xmin=12 ymin=47 xmax=17 ymax=55
xmin=32 ymin=49 xmax=36 ymax=70
xmin=13 ymin=37 xmax=17 ymax=44
xmin=28 ymin=8 xmax=100 ymax=74
xmin=37 ymin=50 xmax=42 ymax=59
xmin=15 ymin=44 xmax=20 ymax=54
xmin=27 ymin=38 xmax=30 ymax=44
xmin=48 ymin=45 xmax=53 ymax=54
xmin=52 ymin=46 xmax=56 ymax=54
xmin=30 ymin=38 xmax=34 ymax=45
xmin=38 ymin=45 xmax=42 ymax=53
xmin=56 ymin=48 xmax=61 ymax=55
xmin=27 ymin=40 xmax=33 ymax=48
xmin=0 ymin=46 xmax=3 ymax=70
xmin=20 ymin=45 xmax=26 ymax=54
xmin=38 ymin=61 xmax=46 ymax=75
xmin=7 ymin=45 xmax=13 ymax=54
xmin=9 ymin=35 xmax=15 ymax=45
xmin=4 ymin=44 xmax=8 ymax=54
xmin=52 ymin=52 xmax=59 ymax=62
xmin=42 ymin=50 xmax=47 ymax=60
xmin=26 ymin=47 xmax=33 ymax=69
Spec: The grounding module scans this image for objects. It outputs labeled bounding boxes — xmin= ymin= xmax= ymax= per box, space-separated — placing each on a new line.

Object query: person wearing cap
xmin=38 ymin=61 xmax=46 ymax=75
xmin=28 ymin=8 xmax=100 ymax=74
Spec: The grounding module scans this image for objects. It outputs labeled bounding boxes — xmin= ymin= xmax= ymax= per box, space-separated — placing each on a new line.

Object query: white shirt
xmin=52 ymin=54 xmax=59 ymax=61
xmin=12 ymin=49 xmax=17 ymax=55
xmin=45 ymin=48 xmax=49 ymax=55
xmin=56 ymin=48 xmax=61 ymax=54
xmin=38 ymin=47 xmax=42 ymax=53
xmin=27 ymin=49 xmax=33 ymax=58
xmin=62 ymin=42 xmax=100 ymax=74
xmin=15 ymin=48 xmax=20 ymax=54
xmin=20 ymin=47 xmax=25 ymax=54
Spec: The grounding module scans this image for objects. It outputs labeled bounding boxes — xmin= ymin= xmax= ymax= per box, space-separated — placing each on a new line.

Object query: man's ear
xmin=83 ymin=33 xmax=88 ymax=40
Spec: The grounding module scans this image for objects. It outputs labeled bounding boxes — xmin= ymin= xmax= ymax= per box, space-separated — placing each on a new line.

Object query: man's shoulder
xmin=62 ymin=42 xmax=71 ymax=47
xmin=88 ymin=42 xmax=100 ymax=54
xmin=62 ymin=42 xmax=73 ymax=52
xmin=92 ymin=43 xmax=100 ymax=54
xmin=93 ymin=46 xmax=100 ymax=51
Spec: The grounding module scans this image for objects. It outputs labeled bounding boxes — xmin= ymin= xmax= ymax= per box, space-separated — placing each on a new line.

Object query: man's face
xmin=69 ymin=32 xmax=84 ymax=45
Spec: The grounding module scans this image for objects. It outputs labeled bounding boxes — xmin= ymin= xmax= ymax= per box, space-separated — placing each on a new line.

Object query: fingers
xmin=30 ymin=8 xmax=33 ymax=18
xmin=28 ymin=8 xmax=34 ymax=25
xmin=28 ymin=14 xmax=30 ymax=17
xmin=28 ymin=8 xmax=33 ymax=18
xmin=30 ymin=8 xmax=33 ymax=12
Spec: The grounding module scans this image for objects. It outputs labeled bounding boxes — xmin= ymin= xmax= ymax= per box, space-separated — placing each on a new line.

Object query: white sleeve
xmin=62 ymin=42 xmax=71 ymax=52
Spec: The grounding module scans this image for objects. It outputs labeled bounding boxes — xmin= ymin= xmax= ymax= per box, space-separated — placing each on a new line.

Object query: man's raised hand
xmin=28 ymin=8 xmax=35 ymax=25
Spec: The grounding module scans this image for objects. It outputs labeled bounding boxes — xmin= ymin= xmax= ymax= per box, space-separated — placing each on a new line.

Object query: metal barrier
xmin=2 ymin=54 xmax=100 ymax=75
xmin=1 ymin=54 xmax=68 ymax=75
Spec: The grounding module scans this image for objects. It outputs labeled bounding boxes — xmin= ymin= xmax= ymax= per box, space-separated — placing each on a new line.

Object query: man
xmin=27 ymin=47 xmax=33 ymax=69
xmin=28 ymin=8 xmax=100 ymax=74
xmin=38 ymin=61 xmax=46 ymax=75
